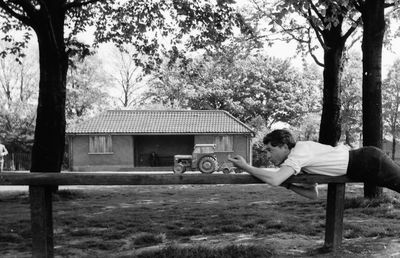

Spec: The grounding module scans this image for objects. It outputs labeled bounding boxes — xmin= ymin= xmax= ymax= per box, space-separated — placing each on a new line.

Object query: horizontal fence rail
xmin=0 ymin=172 xmax=361 ymax=257
xmin=0 ymin=172 xmax=357 ymax=186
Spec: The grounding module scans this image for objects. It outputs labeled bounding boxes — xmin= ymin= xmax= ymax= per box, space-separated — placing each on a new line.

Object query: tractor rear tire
xmin=198 ymin=156 xmax=217 ymax=174
xmin=173 ymin=164 xmax=186 ymax=174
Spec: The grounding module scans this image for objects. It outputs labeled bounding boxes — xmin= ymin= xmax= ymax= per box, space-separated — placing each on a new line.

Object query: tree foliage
xmin=341 ymin=50 xmax=362 ymax=147
xmin=107 ymin=46 xmax=146 ymax=108
xmin=382 ymin=59 xmax=400 ymax=159
xmin=66 ymin=55 xmax=112 ymax=125
xmin=93 ymin=0 xmax=252 ymax=72
xmin=0 ymin=0 xmax=248 ymax=173
xmin=0 ymin=42 xmax=37 ymax=152
xmin=143 ymin=38 xmax=321 ymax=129
xmin=271 ymin=0 xmax=359 ymax=146
xmin=0 ymin=102 xmax=36 ymax=153
xmin=0 ymin=42 xmax=38 ymax=103
xmin=267 ymin=1 xmax=360 ymax=63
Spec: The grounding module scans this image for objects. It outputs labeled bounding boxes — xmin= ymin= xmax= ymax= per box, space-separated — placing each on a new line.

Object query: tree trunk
xmin=392 ymin=100 xmax=399 ymax=160
xmin=30 ymin=4 xmax=68 ymax=173
xmin=361 ymin=0 xmax=385 ymax=198
xmin=319 ymin=25 xmax=345 ymax=146
xmin=392 ymin=137 xmax=396 ymax=160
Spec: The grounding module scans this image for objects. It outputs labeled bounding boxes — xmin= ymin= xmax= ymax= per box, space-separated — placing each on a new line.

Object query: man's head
xmin=262 ymin=129 xmax=296 ymax=166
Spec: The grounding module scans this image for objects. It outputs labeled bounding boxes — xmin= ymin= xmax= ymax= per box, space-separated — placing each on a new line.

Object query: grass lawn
xmin=2 ymin=183 xmax=400 ymax=257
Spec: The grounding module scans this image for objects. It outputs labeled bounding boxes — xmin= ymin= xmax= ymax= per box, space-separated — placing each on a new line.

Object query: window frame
xmin=88 ymin=135 xmax=113 ymax=154
xmin=214 ymin=135 xmax=233 ymax=152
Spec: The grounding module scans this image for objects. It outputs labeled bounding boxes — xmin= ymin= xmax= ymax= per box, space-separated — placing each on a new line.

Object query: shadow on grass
xmin=133 ymin=244 xmax=276 ymax=258
xmin=133 ymin=232 xmax=166 ymax=247
xmin=3 ymin=184 xmax=400 ymax=257
xmin=52 ymin=189 xmax=88 ymax=201
xmin=345 ymin=194 xmax=400 ymax=209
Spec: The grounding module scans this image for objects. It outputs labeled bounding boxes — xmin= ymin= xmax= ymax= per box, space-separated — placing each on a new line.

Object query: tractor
xmin=172 ymin=144 xmax=240 ymax=174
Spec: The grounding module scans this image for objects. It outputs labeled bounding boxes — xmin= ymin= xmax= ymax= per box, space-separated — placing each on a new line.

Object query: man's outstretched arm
xmin=228 ymin=155 xmax=295 ymax=186
xmin=229 ymin=155 xmax=318 ymax=199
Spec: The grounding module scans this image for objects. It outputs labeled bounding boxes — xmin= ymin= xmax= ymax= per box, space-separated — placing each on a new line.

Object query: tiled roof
xmin=67 ymin=110 xmax=254 ymax=135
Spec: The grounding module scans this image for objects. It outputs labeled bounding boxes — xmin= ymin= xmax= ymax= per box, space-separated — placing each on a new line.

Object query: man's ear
xmin=281 ymin=144 xmax=290 ymax=154
xmin=281 ymin=143 xmax=289 ymax=150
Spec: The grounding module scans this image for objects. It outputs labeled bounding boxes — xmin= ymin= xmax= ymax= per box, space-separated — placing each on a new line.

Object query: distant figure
xmin=150 ymin=151 xmax=159 ymax=167
xmin=0 ymin=141 xmax=8 ymax=172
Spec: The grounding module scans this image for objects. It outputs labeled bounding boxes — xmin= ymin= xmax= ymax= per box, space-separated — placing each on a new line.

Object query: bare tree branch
xmin=346 ymin=34 xmax=362 ymax=50
xmin=308 ymin=0 xmax=325 ymax=22
xmin=306 ymin=8 xmax=325 ymax=50
xmin=342 ymin=18 xmax=361 ymax=41
xmin=384 ymin=3 xmax=395 ymax=8
xmin=64 ymin=0 xmax=103 ymax=10
xmin=0 ymin=0 xmax=33 ymax=26
xmin=306 ymin=29 xmax=324 ymax=67
xmin=14 ymin=0 xmax=38 ymax=18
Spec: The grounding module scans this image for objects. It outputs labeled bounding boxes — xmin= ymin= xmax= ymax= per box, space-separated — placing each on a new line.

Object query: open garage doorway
xmin=134 ymin=135 xmax=194 ymax=168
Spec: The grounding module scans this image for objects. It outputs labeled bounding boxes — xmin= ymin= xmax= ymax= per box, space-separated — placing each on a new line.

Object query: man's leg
xmin=374 ymin=151 xmax=400 ymax=193
xmin=347 ymin=147 xmax=400 ymax=193
xmin=0 ymin=160 xmax=3 ymax=172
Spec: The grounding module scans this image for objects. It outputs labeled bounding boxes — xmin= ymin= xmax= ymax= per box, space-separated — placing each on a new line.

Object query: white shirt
xmin=281 ymin=141 xmax=350 ymax=176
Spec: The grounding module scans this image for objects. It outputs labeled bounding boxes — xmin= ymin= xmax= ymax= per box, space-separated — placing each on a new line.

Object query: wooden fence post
xmin=29 ymin=186 xmax=54 ymax=258
xmin=324 ymin=183 xmax=346 ymax=251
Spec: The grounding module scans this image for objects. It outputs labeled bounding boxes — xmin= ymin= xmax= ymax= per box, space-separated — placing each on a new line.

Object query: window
xmin=89 ymin=135 xmax=113 ymax=154
xmin=193 ymin=145 xmax=215 ymax=154
xmin=215 ymin=136 xmax=233 ymax=152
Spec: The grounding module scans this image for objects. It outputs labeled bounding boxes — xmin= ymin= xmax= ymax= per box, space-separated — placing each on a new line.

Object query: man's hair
xmin=263 ymin=129 xmax=296 ymax=150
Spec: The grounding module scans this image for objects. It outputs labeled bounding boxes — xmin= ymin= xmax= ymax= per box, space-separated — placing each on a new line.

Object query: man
xmin=229 ymin=129 xmax=400 ymax=199
xmin=0 ymin=141 xmax=8 ymax=172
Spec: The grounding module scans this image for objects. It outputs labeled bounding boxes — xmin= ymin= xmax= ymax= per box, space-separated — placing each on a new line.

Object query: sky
xmin=263 ymin=38 xmax=400 ymax=77
xmin=4 ymin=0 xmax=400 ymax=79
xmin=233 ymin=0 xmax=400 ymax=76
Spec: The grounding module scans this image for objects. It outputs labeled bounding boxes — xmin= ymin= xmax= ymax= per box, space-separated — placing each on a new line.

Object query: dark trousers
xmin=347 ymin=146 xmax=400 ymax=193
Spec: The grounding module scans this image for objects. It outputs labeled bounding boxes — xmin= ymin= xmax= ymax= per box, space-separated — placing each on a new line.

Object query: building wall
xmin=70 ymin=133 xmax=252 ymax=171
xmin=70 ymin=135 xmax=134 ymax=171
xmin=195 ymin=134 xmax=251 ymax=164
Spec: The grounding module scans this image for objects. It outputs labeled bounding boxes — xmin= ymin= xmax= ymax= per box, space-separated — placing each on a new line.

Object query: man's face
xmin=264 ymin=143 xmax=290 ymax=166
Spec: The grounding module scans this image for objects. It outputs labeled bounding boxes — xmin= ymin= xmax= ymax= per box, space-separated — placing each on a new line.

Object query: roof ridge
xmin=106 ymin=109 xmax=226 ymax=112
xmin=67 ymin=109 xmax=254 ymax=135
xmin=67 ymin=110 xmax=109 ymax=131
xmin=221 ymin=110 xmax=255 ymax=134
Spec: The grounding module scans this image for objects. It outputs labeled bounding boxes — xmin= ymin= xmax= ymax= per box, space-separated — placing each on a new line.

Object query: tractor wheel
xmin=198 ymin=156 xmax=217 ymax=174
xmin=173 ymin=163 xmax=186 ymax=174
xmin=222 ymin=168 xmax=230 ymax=174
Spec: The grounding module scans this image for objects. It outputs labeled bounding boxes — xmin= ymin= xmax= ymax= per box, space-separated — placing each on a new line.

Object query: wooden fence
xmin=0 ymin=172 xmax=357 ymax=257
xmin=3 ymin=152 xmax=31 ymax=171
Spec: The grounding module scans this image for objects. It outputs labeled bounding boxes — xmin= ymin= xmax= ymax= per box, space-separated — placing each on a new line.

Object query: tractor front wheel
xmin=198 ymin=156 xmax=217 ymax=174
xmin=222 ymin=168 xmax=230 ymax=174
xmin=173 ymin=163 xmax=186 ymax=174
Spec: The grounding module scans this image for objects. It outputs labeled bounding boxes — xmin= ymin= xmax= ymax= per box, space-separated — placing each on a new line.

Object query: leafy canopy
xmin=1 ymin=0 xmax=250 ymax=70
